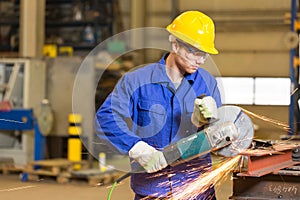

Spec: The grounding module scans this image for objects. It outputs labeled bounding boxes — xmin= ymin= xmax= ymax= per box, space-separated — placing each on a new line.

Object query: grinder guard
xmin=207 ymin=106 xmax=254 ymax=157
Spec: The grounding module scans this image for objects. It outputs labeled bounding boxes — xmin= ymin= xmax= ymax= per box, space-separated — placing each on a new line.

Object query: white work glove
xmin=129 ymin=141 xmax=168 ymax=173
xmin=191 ymin=96 xmax=218 ymax=127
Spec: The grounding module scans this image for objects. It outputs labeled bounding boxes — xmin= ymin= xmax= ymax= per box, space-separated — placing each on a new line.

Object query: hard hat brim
xmin=167 ymin=27 xmax=219 ymax=55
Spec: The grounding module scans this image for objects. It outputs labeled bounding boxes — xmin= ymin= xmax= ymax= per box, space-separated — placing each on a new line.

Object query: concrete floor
xmin=0 ymin=155 xmax=232 ymax=200
xmin=0 ymin=173 xmax=134 ymax=200
xmin=0 ymin=172 xmax=232 ymax=200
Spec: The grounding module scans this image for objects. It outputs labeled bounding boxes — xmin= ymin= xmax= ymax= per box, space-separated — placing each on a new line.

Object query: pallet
xmin=66 ymin=168 xmax=124 ymax=186
xmin=22 ymin=159 xmax=88 ymax=182
xmin=1 ymin=165 xmax=24 ymax=175
xmin=22 ymin=159 xmax=122 ymax=186
xmin=0 ymin=157 xmax=24 ymax=175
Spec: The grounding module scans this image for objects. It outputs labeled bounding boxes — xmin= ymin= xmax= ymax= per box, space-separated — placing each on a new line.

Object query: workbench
xmin=230 ymin=142 xmax=300 ymax=200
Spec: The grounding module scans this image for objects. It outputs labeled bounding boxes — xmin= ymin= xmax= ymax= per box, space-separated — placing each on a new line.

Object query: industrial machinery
xmin=0 ymin=59 xmax=46 ymax=166
xmin=0 ymin=109 xmax=46 ymax=162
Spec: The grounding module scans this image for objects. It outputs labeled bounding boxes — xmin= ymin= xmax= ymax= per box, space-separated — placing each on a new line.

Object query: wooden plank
xmin=70 ymin=168 xmax=115 ymax=177
xmin=87 ymin=171 xmax=124 ymax=186
xmin=28 ymin=159 xmax=71 ymax=167
xmin=1 ymin=166 xmax=24 ymax=175
xmin=0 ymin=157 xmax=23 ymax=174
xmin=25 ymin=169 xmax=59 ymax=176
xmin=24 ymin=158 xmax=118 ymax=185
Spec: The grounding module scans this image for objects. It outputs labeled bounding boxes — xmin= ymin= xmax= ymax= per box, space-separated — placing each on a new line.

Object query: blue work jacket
xmin=96 ymin=54 xmax=222 ymax=198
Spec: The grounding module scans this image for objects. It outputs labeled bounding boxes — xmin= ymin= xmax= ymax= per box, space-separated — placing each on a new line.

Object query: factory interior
xmin=1 ymin=0 xmax=300 ymax=200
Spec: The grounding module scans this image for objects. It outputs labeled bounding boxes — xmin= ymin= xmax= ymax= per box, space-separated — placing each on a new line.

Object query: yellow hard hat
xmin=166 ymin=11 xmax=218 ymax=54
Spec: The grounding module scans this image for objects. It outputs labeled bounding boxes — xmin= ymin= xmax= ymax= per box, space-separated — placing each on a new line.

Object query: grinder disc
xmin=213 ymin=105 xmax=254 ymax=157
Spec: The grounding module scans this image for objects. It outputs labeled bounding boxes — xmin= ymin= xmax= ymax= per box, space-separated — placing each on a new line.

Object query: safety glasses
xmin=176 ymin=39 xmax=209 ymax=61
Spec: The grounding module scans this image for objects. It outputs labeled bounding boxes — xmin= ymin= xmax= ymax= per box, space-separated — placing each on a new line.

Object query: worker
xmin=95 ymin=10 xmax=221 ymax=200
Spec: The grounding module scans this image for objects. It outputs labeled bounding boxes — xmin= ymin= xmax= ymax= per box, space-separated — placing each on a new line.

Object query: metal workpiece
xmin=232 ymin=142 xmax=300 ymax=199
xmin=238 ymin=143 xmax=300 ymax=177
xmin=231 ymin=173 xmax=300 ymax=200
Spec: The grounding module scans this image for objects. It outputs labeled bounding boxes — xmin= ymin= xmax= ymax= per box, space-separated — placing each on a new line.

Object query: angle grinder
xmin=115 ymin=105 xmax=254 ymax=183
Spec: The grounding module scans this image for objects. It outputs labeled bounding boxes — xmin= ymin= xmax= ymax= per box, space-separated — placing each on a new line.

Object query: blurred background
xmin=0 ymin=1 xmax=299 ymax=200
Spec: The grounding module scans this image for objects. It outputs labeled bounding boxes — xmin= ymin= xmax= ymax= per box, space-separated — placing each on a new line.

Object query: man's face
xmin=174 ymin=40 xmax=209 ymax=74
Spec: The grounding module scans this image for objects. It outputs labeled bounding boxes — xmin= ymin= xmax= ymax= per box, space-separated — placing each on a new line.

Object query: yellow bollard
xmin=98 ymin=152 xmax=107 ymax=172
xmin=68 ymin=114 xmax=82 ymax=170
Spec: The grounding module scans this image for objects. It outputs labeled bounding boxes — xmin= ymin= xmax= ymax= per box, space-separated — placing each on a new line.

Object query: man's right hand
xmin=129 ymin=141 xmax=168 ymax=173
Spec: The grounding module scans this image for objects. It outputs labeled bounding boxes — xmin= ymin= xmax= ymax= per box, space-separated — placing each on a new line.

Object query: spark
xmin=241 ymin=108 xmax=291 ymax=133
xmin=0 ymin=185 xmax=36 ymax=192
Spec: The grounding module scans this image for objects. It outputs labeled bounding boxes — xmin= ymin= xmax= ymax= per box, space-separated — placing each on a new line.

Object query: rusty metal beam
xmin=232 ymin=143 xmax=300 ymax=199
xmin=238 ymin=143 xmax=299 ymax=177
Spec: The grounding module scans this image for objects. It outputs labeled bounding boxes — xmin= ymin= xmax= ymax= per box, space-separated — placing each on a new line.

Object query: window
xmin=216 ymin=77 xmax=254 ymax=105
xmin=216 ymin=77 xmax=291 ymax=105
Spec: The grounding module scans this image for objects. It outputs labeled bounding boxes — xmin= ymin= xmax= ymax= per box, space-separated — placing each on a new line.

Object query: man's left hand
xmin=191 ymin=96 xmax=218 ymax=127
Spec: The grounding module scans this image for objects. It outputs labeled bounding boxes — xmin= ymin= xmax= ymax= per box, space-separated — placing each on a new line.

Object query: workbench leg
xmin=34 ymin=119 xmax=46 ymax=161
xmin=21 ymin=173 xmax=28 ymax=182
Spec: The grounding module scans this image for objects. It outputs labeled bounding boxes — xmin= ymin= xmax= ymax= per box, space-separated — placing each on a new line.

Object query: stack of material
xmin=22 ymin=158 xmax=123 ymax=186
xmin=0 ymin=157 xmax=23 ymax=174
xmin=70 ymin=168 xmax=124 ymax=186
xmin=22 ymin=158 xmax=88 ymax=183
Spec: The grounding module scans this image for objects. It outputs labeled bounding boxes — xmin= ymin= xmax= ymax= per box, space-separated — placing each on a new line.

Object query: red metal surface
xmin=237 ymin=143 xmax=300 ymax=177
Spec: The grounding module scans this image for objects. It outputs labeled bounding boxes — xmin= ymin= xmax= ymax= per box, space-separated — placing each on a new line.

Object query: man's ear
xmin=171 ymin=41 xmax=179 ymax=53
xmin=169 ymin=35 xmax=179 ymax=53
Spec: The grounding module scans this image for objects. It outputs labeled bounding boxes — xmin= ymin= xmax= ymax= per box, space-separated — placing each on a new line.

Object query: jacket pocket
xmin=138 ymin=99 xmax=166 ymax=115
xmin=136 ymin=99 xmax=167 ymax=138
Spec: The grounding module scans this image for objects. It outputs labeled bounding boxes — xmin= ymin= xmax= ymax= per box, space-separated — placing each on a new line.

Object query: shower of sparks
xmin=241 ymin=108 xmax=291 ymax=133
xmin=0 ymin=185 xmax=36 ymax=192
xmin=143 ymin=156 xmax=241 ymax=200
xmin=168 ymin=155 xmax=241 ymax=200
